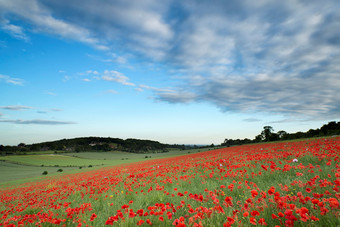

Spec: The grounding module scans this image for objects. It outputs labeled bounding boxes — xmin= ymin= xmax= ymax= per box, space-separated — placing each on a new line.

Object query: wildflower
xmin=250 ymin=217 xmax=257 ymax=225
xmin=251 ymin=190 xmax=258 ymax=198
xmin=137 ymin=220 xmax=144 ymax=225
xmin=251 ymin=210 xmax=260 ymax=217
xmin=90 ymin=213 xmax=97 ymax=221
xmin=272 ymin=214 xmax=278 ymax=219
xmin=258 ymin=218 xmax=267 ymax=225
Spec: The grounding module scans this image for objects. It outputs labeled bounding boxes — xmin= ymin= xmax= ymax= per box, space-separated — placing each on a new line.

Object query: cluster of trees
xmin=222 ymin=121 xmax=340 ymax=147
xmin=0 ymin=137 xmax=181 ymax=155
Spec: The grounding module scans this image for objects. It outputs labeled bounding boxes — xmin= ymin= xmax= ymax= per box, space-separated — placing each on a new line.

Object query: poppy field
xmin=1 ymin=137 xmax=340 ymax=227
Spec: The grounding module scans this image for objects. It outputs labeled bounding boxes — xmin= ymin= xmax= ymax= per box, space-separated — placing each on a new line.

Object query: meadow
xmin=0 ymin=148 xmax=210 ymax=185
xmin=0 ymin=137 xmax=339 ymax=226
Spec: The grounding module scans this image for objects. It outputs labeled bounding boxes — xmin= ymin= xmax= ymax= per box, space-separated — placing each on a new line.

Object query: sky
xmin=0 ymin=0 xmax=340 ymax=146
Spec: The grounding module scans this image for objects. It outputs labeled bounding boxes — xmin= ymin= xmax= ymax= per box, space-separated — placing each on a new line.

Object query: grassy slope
xmin=0 ymin=148 xmax=216 ymax=186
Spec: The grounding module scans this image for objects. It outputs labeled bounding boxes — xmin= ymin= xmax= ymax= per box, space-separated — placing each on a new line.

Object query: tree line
xmin=0 ymin=137 xmax=189 ymax=155
xmin=1 ymin=121 xmax=339 ymax=155
xmin=222 ymin=121 xmax=340 ymax=147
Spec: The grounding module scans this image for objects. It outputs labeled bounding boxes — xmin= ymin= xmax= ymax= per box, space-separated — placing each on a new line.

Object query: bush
xmin=42 ymin=171 xmax=48 ymax=175
xmin=57 ymin=169 xmax=63 ymax=172
xmin=79 ymin=166 xmax=82 ymax=169
xmin=88 ymin=165 xmax=93 ymax=167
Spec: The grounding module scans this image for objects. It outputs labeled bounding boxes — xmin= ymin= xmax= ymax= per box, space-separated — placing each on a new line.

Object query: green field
xmin=0 ymin=161 xmax=77 ymax=183
xmin=0 ymin=147 xmax=216 ymax=186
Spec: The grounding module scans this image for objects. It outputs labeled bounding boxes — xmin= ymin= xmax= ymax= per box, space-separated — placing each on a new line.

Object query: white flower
xmin=293 ymin=159 xmax=298 ymax=162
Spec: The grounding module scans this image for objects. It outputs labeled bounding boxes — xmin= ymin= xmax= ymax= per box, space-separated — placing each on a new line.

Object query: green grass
xmin=0 ymin=161 xmax=76 ymax=182
xmin=63 ymin=148 xmax=211 ymax=160
xmin=0 ymin=154 xmax=127 ymax=166
xmin=0 ymin=148 xmax=213 ymax=186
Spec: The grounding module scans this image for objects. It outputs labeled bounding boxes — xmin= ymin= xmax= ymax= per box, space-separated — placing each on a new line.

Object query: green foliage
xmin=42 ymin=171 xmax=48 ymax=175
xmin=1 ymin=136 xmax=210 ymax=156
xmin=222 ymin=121 xmax=340 ymax=146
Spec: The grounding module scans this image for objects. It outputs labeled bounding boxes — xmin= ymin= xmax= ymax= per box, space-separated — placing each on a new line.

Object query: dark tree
xmin=277 ymin=130 xmax=287 ymax=139
xmin=261 ymin=126 xmax=274 ymax=141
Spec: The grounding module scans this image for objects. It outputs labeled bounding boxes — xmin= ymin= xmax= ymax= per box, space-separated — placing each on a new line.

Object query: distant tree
xmin=277 ymin=130 xmax=288 ymax=139
xmin=320 ymin=121 xmax=340 ymax=136
xmin=254 ymin=134 xmax=263 ymax=142
xmin=261 ymin=126 xmax=274 ymax=141
xmin=306 ymin=129 xmax=320 ymax=138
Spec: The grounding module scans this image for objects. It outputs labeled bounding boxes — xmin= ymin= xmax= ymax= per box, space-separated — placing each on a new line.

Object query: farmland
xmin=0 ymin=137 xmax=340 ymax=226
xmin=0 ymin=148 xmax=210 ymax=185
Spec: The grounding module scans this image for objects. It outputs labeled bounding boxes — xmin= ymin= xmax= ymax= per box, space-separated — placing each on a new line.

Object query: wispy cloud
xmin=0 ymin=19 xmax=29 ymax=41
xmin=138 ymin=84 xmax=173 ymax=93
xmin=50 ymin=108 xmax=62 ymax=112
xmin=0 ymin=74 xmax=24 ymax=85
xmin=37 ymin=108 xmax=63 ymax=114
xmin=44 ymin=91 xmax=56 ymax=96
xmin=155 ymin=90 xmax=196 ymax=104
xmin=0 ymin=105 xmax=32 ymax=111
xmin=102 ymin=70 xmax=135 ymax=86
xmin=105 ymin=89 xmax=117 ymax=94
xmin=0 ymin=119 xmax=76 ymax=125
xmin=243 ymin=118 xmax=262 ymax=122
xmin=0 ymin=0 xmax=107 ymax=50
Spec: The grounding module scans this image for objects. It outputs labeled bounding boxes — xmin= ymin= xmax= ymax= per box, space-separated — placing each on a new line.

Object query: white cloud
xmin=0 ymin=19 xmax=29 ymax=41
xmin=0 ymin=74 xmax=24 ymax=85
xmin=0 ymin=0 xmax=107 ymax=50
xmin=138 ymin=84 xmax=173 ymax=93
xmin=102 ymin=70 xmax=135 ymax=86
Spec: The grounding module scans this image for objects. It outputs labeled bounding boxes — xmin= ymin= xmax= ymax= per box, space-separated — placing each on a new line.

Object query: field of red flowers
xmin=1 ymin=137 xmax=340 ymax=227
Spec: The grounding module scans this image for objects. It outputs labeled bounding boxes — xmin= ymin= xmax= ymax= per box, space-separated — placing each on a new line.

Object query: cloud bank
xmin=1 ymin=0 xmax=340 ymax=121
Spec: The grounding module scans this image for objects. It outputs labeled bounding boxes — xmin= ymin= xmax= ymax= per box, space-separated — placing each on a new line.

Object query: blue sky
xmin=1 ymin=0 xmax=339 ymax=146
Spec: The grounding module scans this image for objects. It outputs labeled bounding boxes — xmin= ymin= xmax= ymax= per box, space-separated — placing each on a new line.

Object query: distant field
xmin=0 ymin=161 xmax=78 ymax=183
xmin=0 ymin=147 xmax=216 ymax=186
xmin=64 ymin=148 xmax=212 ymax=160
xmin=0 ymin=154 xmax=129 ymax=167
